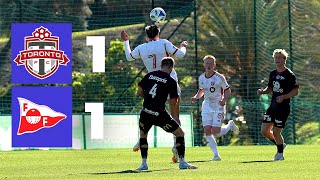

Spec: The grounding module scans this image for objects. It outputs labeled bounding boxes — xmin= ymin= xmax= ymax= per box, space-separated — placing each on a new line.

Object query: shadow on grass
xmin=187 ymin=160 xmax=211 ymax=163
xmin=241 ymin=160 xmax=274 ymax=163
xmin=77 ymin=168 xmax=171 ymax=175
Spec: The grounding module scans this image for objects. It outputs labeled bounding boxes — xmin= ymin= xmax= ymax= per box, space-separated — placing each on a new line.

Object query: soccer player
xmin=136 ymin=57 xmax=197 ymax=170
xmin=121 ymin=25 xmax=188 ymax=163
xmin=191 ymin=55 xmax=239 ymax=161
xmin=257 ymin=49 xmax=299 ymax=161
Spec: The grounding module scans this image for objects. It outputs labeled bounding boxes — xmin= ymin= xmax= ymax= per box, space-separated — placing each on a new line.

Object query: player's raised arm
xmin=121 ymin=30 xmax=139 ymax=61
xmin=165 ymin=40 xmax=187 ymax=58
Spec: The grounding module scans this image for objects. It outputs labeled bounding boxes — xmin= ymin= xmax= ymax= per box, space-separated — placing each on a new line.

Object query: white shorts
xmin=170 ymin=69 xmax=181 ymax=95
xmin=201 ymin=111 xmax=225 ymax=127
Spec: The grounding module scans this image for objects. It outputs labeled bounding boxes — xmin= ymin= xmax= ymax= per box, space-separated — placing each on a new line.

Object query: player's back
xmin=139 ymin=70 xmax=178 ymax=112
xmin=137 ymin=39 xmax=174 ymax=72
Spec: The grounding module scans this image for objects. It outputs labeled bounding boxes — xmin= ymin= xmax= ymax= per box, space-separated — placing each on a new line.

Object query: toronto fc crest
xmin=13 ymin=26 xmax=70 ymax=79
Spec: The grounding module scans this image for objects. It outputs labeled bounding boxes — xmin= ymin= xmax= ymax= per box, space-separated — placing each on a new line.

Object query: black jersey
xmin=138 ymin=70 xmax=179 ymax=112
xmin=267 ymin=68 xmax=299 ymax=105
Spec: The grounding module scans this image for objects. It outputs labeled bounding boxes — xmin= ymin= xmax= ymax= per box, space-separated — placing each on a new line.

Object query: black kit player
xmin=257 ymin=49 xmax=299 ymax=161
xmin=136 ymin=57 xmax=197 ymax=170
xmin=121 ymin=25 xmax=188 ymax=163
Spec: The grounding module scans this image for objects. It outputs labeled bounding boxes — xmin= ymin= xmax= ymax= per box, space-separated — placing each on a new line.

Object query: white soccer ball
xmin=150 ymin=7 xmax=166 ymax=23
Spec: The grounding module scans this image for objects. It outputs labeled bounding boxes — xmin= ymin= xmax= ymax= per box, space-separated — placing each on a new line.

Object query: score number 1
xmin=84 ymin=36 xmax=105 ymax=139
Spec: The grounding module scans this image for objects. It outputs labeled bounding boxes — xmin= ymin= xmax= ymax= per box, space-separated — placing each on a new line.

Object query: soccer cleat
xmin=211 ymin=155 xmax=221 ymax=161
xmin=172 ymin=147 xmax=179 ymax=163
xmin=229 ymin=120 xmax=240 ymax=135
xmin=133 ymin=141 xmax=140 ymax=152
xmin=179 ymin=162 xmax=198 ymax=169
xmin=274 ymin=153 xmax=285 ymax=161
xmin=172 ymin=157 xmax=178 ymax=163
xmin=136 ymin=164 xmax=148 ymax=171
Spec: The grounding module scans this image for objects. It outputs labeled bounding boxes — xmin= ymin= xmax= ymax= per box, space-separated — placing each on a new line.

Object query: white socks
xmin=142 ymin=158 xmax=147 ymax=165
xmin=179 ymin=157 xmax=186 ymax=163
xmin=215 ymin=124 xmax=231 ymax=137
xmin=206 ymin=135 xmax=219 ymax=156
xmin=173 ymin=135 xmax=177 ymax=148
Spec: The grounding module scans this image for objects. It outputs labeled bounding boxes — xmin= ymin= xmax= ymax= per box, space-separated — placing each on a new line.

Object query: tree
xmin=0 ymin=0 xmax=92 ymax=36
xmin=197 ymin=0 xmax=320 ymax=144
xmin=198 ymin=0 xmax=257 ymax=144
xmin=72 ymin=40 xmax=143 ymax=113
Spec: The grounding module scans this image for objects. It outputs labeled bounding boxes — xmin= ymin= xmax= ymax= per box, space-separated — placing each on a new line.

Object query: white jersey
xmin=199 ymin=71 xmax=230 ymax=113
xmin=124 ymin=39 xmax=186 ymax=80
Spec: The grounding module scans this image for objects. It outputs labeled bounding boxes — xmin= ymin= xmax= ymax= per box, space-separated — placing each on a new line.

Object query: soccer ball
xmin=150 ymin=7 xmax=166 ymax=23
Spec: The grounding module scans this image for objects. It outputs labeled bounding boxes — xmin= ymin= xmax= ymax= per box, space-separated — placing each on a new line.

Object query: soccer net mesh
xmin=0 ymin=0 xmax=319 ymax=146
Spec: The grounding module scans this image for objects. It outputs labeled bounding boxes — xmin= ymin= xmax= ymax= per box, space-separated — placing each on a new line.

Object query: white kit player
xmin=191 ymin=55 xmax=239 ymax=161
xmin=120 ymin=25 xmax=188 ymax=163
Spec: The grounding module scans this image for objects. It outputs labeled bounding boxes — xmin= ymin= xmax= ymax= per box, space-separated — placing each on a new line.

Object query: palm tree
xmin=196 ymin=0 xmax=320 ymax=144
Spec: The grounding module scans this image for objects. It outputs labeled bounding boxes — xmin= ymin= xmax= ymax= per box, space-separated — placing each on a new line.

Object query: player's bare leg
xmin=133 ymin=140 xmax=140 ymax=152
xmin=261 ymin=123 xmax=277 ymax=145
xmin=228 ymin=120 xmax=240 ymax=135
xmin=170 ymin=96 xmax=181 ymax=163
xmin=214 ymin=120 xmax=239 ymax=138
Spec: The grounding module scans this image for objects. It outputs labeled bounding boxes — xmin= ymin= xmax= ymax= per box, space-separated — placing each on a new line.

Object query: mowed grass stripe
xmin=0 ymin=145 xmax=319 ymax=179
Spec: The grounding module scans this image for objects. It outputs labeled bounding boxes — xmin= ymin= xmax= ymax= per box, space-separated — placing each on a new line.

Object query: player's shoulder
xmin=214 ymin=71 xmax=226 ymax=80
xmin=159 ymin=71 xmax=176 ymax=83
xmin=137 ymin=42 xmax=148 ymax=48
xmin=199 ymin=73 xmax=206 ymax=79
xmin=269 ymin=69 xmax=277 ymax=76
xmin=152 ymin=70 xmax=170 ymax=78
xmin=285 ymin=68 xmax=296 ymax=76
xmin=143 ymin=71 xmax=152 ymax=79
xmin=149 ymin=70 xmax=160 ymax=76
xmin=159 ymin=39 xmax=170 ymax=43
xmin=270 ymin=69 xmax=277 ymax=74
xmin=158 ymin=39 xmax=172 ymax=45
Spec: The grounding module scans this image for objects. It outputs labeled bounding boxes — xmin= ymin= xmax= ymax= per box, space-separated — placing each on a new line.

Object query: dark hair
xmin=145 ymin=25 xmax=160 ymax=39
xmin=161 ymin=57 xmax=174 ymax=68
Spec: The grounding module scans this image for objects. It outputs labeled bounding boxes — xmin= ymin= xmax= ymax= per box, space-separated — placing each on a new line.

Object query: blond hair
xmin=203 ymin=55 xmax=216 ymax=63
xmin=272 ymin=49 xmax=289 ymax=60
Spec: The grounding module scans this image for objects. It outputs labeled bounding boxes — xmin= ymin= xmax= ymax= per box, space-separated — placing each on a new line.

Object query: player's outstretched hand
xmin=121 ymin=30 xmax=129 ymax=41
xmin=180 ymin=41 xmax=188 ymax=48
xmin=191 ymin=96 xmax=197 ymax=104
xmin=219 ymin=100 xmax=226 ymax=106
xmin=276 ymin=95 xmax=285 ymax=103
xmin=257 ymin=89 xmax=263 ymax=95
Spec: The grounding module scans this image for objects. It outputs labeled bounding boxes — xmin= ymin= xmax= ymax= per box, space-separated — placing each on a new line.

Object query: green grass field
xmin=1 ymin=145 xmax=319 ymax=179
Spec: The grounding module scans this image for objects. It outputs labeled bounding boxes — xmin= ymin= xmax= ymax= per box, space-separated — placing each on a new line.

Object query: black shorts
xmin=139 ymin=108 xmax=180 ymax=134
xmin=262 ymin=103 xmax=290 ymax=128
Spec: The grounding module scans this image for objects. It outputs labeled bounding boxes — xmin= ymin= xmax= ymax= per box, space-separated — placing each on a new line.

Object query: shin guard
xmin=140 ymin=138 xmax=148 ymax=159
xmin=176 ymin=137 xmax=185 ymax=159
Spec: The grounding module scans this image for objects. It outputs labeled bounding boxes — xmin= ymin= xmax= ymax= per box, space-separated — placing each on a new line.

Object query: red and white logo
xmin=13 ymin=26 xmax=70 ymax=79
xmin=17 ymin=97 xmax=67 ymax=135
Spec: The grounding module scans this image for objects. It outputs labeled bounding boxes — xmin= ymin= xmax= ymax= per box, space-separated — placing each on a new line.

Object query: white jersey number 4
xmin=149 ymin=84 xmax=158 ymax=98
